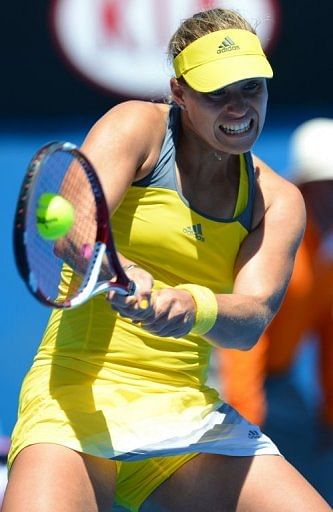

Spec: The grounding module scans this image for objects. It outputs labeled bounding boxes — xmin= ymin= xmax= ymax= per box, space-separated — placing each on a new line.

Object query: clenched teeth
xmin=221 ymin=121 xmax=251 ymax=134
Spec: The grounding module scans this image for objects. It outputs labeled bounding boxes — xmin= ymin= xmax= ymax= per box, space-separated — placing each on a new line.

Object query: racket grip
xmin=125 ymin=280 xmax=149 ymax=308
xmin=127 ymin=279 xmax=137 ymax=296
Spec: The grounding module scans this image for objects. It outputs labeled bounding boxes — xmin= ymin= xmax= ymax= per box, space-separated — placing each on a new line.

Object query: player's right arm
xmin=79 ymin=100 xmax=169 ymax=302
xmin=80 ymin=100 xmax=168 ymax=214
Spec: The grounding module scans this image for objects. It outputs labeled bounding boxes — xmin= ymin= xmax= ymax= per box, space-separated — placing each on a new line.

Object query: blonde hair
xmin=168 ymin=8 xmax=256 ymax=61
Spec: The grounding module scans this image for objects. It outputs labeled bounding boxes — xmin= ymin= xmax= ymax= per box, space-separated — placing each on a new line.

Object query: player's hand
xmin=140 ymin=288 xmax=196 ymax=338
xmin=107 ymin=265 xmax=154 ymax=320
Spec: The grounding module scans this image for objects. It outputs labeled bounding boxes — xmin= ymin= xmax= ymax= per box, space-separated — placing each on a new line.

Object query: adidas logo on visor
xmin=217 ymin=36 xmax=240 ymax=54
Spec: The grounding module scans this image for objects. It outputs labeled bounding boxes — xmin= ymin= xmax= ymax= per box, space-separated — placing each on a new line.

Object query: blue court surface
xmin=1 ymin=109 xmax=332 ymax=507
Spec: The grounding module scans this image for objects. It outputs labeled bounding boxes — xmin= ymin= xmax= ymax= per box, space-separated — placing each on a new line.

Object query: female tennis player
xmin=3 ymin=8 xmax=331 ymax=512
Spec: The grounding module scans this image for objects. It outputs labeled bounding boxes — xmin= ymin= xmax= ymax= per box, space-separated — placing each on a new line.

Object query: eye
xmin=204 ymin=87 xmax=226 ymax=100
xmin=243 ymin=80 xmax=263 ymax=91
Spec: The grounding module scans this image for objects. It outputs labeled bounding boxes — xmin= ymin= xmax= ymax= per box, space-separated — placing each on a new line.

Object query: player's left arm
xmin=204 ymin=161 xmax=306 ymax=349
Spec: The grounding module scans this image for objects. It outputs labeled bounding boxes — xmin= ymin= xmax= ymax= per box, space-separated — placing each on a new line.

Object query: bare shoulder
xmin=252 ymin=154 xmax=306 ymax=234
xmin=107 ymin=99 xmax=169 ymax=121
xmin=81 ymin=100 xmax=170 ymax=176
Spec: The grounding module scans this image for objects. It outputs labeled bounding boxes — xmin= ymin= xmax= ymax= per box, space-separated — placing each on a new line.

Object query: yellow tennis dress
xmin=8 ymin=106 xmax=279 ymax=511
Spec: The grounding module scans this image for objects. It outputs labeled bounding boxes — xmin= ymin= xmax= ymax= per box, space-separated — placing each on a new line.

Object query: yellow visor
xmin=173 ymin=29 xmax=273 ymax=92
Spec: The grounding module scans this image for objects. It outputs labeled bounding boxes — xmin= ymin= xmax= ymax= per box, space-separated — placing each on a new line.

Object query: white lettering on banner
xmin=50 ymin=0 xmax=280 ymax=98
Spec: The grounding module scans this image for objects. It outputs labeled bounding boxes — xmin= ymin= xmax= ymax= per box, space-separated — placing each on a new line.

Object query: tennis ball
xmin=36 ymin=193 xmax=74 ymax=240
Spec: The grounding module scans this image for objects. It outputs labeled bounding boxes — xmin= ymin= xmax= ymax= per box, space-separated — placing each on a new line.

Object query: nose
xmin=225 ymin=91 xmax=248 ymax=116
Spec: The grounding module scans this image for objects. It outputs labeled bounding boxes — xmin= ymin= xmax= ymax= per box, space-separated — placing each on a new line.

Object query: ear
xmin=170 ymin=77 xmax=186 ymax=108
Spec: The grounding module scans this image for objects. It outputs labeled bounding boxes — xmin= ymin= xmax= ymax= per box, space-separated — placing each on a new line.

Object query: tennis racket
xmin=13 ymin=141 xmax=136 ymax=308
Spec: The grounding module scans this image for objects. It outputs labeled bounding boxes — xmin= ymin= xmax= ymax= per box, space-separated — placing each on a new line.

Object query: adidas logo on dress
xmin=183 ymin=223 xmax=205 ymax=242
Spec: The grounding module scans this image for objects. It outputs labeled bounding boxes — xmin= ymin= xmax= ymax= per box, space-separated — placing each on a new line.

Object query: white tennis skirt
xmin=113 ymin=402 xmax=280 ymax=461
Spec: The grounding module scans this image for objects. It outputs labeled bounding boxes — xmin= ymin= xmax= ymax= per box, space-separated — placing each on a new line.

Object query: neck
xmin=177 ymin=113 xmax=238 ymax=184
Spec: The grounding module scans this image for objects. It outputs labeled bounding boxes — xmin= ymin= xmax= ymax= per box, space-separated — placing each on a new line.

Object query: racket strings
xmin=27 ymin=151 xmax=100 ymax=303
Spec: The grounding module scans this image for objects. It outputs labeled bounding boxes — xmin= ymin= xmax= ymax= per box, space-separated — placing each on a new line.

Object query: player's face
xmin=180 ymin=78 xmax=268 ymax=155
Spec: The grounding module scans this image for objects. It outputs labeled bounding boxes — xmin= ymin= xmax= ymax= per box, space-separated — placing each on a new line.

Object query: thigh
xmin=141 ymin=453 xmax=331 ymax=512
xmin=2 ymin=443 xmax=117 ymax=512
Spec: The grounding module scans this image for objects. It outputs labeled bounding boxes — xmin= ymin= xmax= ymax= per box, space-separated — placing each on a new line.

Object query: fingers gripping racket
xmin=13 ymin=141 xmax=136 ymax=308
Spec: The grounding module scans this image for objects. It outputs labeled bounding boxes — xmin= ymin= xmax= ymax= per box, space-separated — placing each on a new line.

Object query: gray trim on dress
xmin=133 ymin=104 xmax=255 ymax=231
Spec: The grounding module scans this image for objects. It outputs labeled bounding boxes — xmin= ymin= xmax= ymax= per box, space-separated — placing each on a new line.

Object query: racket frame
xmin=13 ymin=141 xmax=135 ymax=308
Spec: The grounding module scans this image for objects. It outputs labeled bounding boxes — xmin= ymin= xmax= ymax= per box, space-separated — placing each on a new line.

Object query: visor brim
xmin=181 ymin=54 xmax=273 ymax=93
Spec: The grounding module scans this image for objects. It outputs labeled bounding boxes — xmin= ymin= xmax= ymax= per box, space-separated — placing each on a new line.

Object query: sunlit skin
xmin=171 ymin=77 xmax=268 ymax=160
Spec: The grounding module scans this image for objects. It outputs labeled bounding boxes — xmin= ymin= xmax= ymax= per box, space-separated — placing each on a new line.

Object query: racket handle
xmin=110 ymin=279 xmax=137 ymax=296
xmin=113 ymin=282 xmax=150 ymax=309
xmin=126 ymin=280 xmax=137 ymax=296
xmin=112 ymin=281 xmax=150 ymax=310
xmin=89 ymin=279 xmax=137 ymax=298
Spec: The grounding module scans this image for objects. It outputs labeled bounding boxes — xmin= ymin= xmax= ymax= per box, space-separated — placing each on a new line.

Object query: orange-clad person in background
xmin=218 ymin=118 xmax=333 ymax=429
